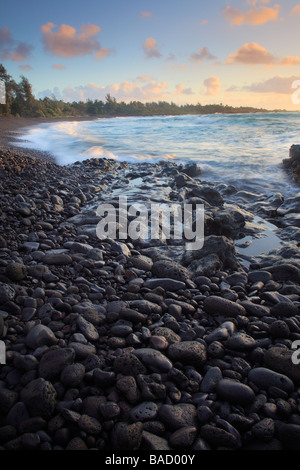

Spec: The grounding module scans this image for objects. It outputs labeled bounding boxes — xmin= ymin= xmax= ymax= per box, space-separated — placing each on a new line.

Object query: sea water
xmin=15 ymin=112 xmax=300 ymax=197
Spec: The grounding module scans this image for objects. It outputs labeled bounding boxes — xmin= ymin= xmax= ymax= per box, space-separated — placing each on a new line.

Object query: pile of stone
xmin=0 ymin=150 xmax=300 ymax=451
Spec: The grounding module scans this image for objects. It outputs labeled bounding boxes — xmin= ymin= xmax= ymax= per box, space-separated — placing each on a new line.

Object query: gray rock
xmin=152 ymin=327 xmax=181 ymax=344
xmin=264 ymin=348 xmax=300 ymax=383
xmin=133 ymin=348 xmax=172 ymax=372
xmin=0 ymin=283 xmax=15 ymax=304
xmin=158 ymin=404 xmax=197 ymax=430
xmin=130 ymin=402 xmax=158 ymax=422
xmin=249 ymin=367 xmax=295 ymax=394
xmin=264 ymin=263 xmax=300 ymax=283
xmin=20 ymin=378 xmax=57 ymax=419
xmin=225 ymin=333 xmax=257 ymax=351
xmin=248 ymin=270 xmax=272 ymax=283
xmin=200 ymin=367 xmax=222 ymax=393
xmin=216 ymin=379 xmax=255 ymax=405
xmin=152 ymin=259 xmax=190 ymax=282
xmin=142 ymin=431 xmax=171 ymax=450
xmin=5 ymin=262 xmax=27 ymax=282
xmin=38 ymin=347 xmax=75 ymax=381
xmin=144 ymin=278 xmax=186 ymax=291
xmin=77 ymin=316 xmax=99 ymax=342
xmin=25 ymin=324 xmax=58 ymax=349
xmin=241 ymin=301 xmax=270 ymax=318
xmin=200 ymin=424 xmax=239 ymax=449
xmin=252 ymin=418 xmax=275 ymax=442
xmin=130 ymin=255 xmax=153 ymax=271
xmin=203 ymin=295 xmax=246 ymax=317
xmin=113 ymin=353 xmax=147 ymax=376
xmin=111 ymin=422 xmax=143 ymax=450
xmin=169 ymin=426 xmax=197 ymax=448
xmin=60 ymin=363 xmax=85 ymax=388
xmin=168 ymin=341 xmax=207 ymax=367
xmin=27 ymin=265 xmax=51 ymax=279
xmin=78 ymin=415 xmax=102 ymax=435
xmin=42 ymin=252 xmax=73 ymax=265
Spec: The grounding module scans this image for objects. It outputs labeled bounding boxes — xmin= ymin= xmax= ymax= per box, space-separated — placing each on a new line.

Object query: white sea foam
xmin=13 ymin=113 xmax=300 ymax=196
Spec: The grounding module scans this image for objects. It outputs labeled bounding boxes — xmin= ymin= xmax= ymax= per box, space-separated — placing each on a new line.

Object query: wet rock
xmin=169 ymin=426 xmax=197 ymax=448
xmin=225 ymin=333 xmax=257 ymax=351
xmin=42 ymin=252 xmax=73 ymax=266
xmin=200 ymin=424 xmax=239 ymax=449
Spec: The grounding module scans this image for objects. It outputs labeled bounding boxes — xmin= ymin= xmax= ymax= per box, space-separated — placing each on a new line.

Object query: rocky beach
xmin=1 ymin=121 xmax=300 ymax=452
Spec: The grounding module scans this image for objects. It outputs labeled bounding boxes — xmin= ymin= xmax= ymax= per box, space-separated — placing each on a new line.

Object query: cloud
xmin=190 ymin=47 xmax=216 ymax=64
xmin=0 ymin=27 xmax=33 ymax=62
xmin=140 ymin=11 xmax=153 ymax=19
xmin=143 ymin=37 xmax=161 ymax=59
xmin=52 ymin=64 xmax=66 ymax=70
xmin=279 ymin=56 xmax=300 ymax=66
xmin=176 ymin=84 xmax=194 ymax=95
xmin=244 ymin=75 xmax=300 ymax=94
xmin=203 ymin=76 xmax=221 ymax=95
xmin=41 ymin=22 xmax=111 ymax=59
xmin=19 ymin=64 xmax=33 ymax=71
xmin=39 ymin=79 xmax=170 ymax=103
xmin=290 ymin=5 xmax=300 ymax=15
xmin=137 ymin=75 xmax=154 ymax=82
xmin=223 ymin=3 xmax=280 ymax=26
xmin=225 ymin=42 xmax=276 ymax=65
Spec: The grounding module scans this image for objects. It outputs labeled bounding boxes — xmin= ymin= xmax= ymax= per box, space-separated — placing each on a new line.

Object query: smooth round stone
xmin=216 ymin=379 xmax=255 ymax=405
xmin=133 ymin=348 xmax=172 ymax=372
xmin=38 ymin=348 xmax=75 ymax=381
xmin=144 ymin=278 xmax=186 ymax=291
xmin=248 ymin=271 xmax=272 ymax=283
xmin=168 ymin=341 xmax=207 ymax=367
xmin=169 ymin=426 xmax=197 ymax=448
xmin=205 ymin=321 xmax=236 ymax=343
xmin=77 ymin=316 xmax=99 ymax=341
xmin=110 ymin=324 xmax=133 ymax=337
xmin=149 ymin=335 xmax=169 ymax=350
xmin=225 ymin=333 xmax=256 ymax=351
xmin=158 ymin=404 xmax=197 ymax=430
xmin=130 ymin=402 xmax=158 ymax=422
xmin=25 ymin=324 xmax=58 ymax=349
xmin=42 ymin=252 xmax=72 ymax=265
xmin=152 ymin=327 xmax=181 ymax=344
xmin=200 ymin=367 xmax=222 ymax=393
xmin=248 ymin=367 xmax=294 ymax=393
xmin=203 ymin=296 xmax=246 ymax=317
xmin=60 ymin=363 xmax=85 ymax=388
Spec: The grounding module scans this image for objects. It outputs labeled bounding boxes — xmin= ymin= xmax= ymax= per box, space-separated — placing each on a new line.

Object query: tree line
xmin=0 ymin=64 xmax=270 ymax=119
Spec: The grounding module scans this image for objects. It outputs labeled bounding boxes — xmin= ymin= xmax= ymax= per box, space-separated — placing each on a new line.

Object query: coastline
xmin=0 ymin=116 xmax=99 ymax=163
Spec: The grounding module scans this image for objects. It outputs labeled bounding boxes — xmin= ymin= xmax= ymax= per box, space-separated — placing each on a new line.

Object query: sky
xmin=1 ymin=0 xmax=300 ymax=110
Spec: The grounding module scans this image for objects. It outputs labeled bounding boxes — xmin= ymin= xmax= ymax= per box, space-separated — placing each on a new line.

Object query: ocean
xmin=15 ymin=112 xmax=300 ymax=197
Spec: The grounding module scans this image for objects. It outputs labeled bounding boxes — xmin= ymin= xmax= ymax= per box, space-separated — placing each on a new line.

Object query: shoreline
xmin=0 ymin=116 xmax=99 ymax=163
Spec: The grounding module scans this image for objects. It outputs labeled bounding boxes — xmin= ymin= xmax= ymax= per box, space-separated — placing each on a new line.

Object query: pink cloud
xmin=190 ymin=47 xmax=216 ymax=64
xmin=52 ymin=64 xmax=66 ymax=70
xmin=0 ymin=27 xmax=33 ymax=62
xmin=140 ymin=11 xmax=153 ymax=19
xmin=223 ymin=4 xmax=280 ymax=26
xmin=143 ymin=37 xmax=161 ymax=59
xmin=203 ymin=76 xmax=221 ymax=95
xmin=41 ymin=22 xmax=111 ymax=59
xmin=226 ymin=42 xmax=276 ymax=65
